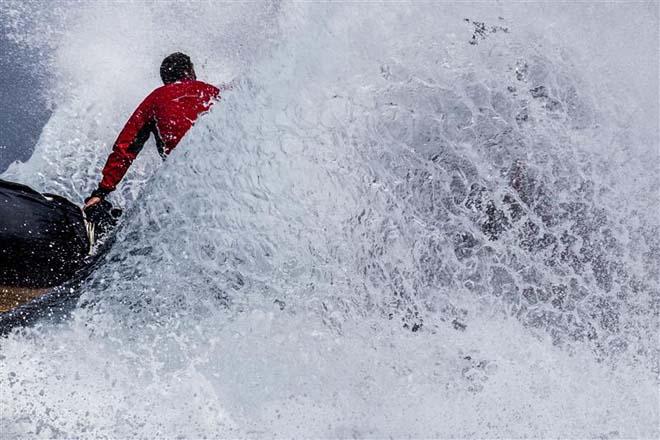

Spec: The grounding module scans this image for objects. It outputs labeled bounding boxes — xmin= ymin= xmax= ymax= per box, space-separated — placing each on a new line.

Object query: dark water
xmin=0 ymin=26 xmax=51 ymax=172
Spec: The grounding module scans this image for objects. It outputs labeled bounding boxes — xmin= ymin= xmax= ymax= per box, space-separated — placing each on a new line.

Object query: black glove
xmin=85 ymin=187 xmax=110 ymax=204
xmin=84 ymin=198 xmax=122 ymax=241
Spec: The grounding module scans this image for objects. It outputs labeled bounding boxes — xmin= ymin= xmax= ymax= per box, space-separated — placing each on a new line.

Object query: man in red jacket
xmin=85 ymin=52 xmax=220 ymax=208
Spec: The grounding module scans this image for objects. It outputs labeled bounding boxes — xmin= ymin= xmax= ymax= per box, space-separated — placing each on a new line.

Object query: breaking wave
xmin=1 ymin=1 xmax=658 ymax=437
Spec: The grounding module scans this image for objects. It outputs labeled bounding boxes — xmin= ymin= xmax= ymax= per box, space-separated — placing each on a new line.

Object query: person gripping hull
xmin=1 ymin=53 xmax=222 ymax=331
xmin=0 ymin=179 xmax=120 ymax=321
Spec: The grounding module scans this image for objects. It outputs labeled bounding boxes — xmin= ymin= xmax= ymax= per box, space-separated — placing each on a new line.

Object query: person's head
xmin=160 ymin=52 xmax=196 ymax=84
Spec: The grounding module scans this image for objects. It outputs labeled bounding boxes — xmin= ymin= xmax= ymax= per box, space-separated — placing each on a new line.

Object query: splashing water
xmin=1 ymin=2 xmax=658 ymax=437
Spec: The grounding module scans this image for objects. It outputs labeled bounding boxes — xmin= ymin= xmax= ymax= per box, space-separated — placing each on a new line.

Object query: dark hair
xmin=160 ymin=52 xmax=196 ymax=84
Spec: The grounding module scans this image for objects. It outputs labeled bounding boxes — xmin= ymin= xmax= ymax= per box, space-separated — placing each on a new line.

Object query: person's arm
xmin=86 ymin=95 xmax=154 ymax=206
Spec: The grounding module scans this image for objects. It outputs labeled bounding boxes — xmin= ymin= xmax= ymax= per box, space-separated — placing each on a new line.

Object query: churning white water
xmin=1 ymin=1 xmax=658 ymax=437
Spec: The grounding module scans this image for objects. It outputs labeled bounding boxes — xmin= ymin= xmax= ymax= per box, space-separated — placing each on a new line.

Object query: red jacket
xmin=95 ymin=79 xmax=219 ymax=196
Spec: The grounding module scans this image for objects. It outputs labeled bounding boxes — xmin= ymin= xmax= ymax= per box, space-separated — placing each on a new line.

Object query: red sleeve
xmin=98 ymin=94 xmax=155 ymax=193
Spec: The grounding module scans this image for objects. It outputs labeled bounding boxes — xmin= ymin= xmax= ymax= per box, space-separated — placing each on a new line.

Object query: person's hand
xmin=84 ymin=196 xmax=102 ymax=209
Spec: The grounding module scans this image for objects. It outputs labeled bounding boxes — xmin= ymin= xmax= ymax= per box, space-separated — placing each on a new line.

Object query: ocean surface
xmin=1 ymin=1 xmax=658 ymax=437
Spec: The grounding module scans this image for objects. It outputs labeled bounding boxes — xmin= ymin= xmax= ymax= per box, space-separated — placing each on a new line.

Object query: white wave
xmin=1 ymin=1 xmax=658 ymax=437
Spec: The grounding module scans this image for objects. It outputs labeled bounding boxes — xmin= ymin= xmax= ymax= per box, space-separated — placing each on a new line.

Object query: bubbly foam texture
xmin=1 ymin=2 xmax=658 ymax=437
